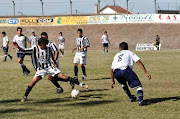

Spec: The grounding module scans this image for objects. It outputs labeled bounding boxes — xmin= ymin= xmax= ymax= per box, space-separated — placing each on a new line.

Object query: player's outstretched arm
xmin=136 ymin=60 xmax=151 ymax=80
xmin=111 ymin=69 xmax=115 ymax=88
xmin=72 ymin=47 xmax=77 ymax=53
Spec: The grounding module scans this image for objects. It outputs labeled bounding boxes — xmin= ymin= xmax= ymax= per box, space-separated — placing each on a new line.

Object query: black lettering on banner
xmin=21 ymin=19 xmax=36 ymax=23
xmin=118 ymin=54 xmax=124 ymax=62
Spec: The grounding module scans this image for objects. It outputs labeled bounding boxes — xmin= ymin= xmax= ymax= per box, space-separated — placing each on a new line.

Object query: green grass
xmin=0 ymin=50 xmax=180 ymax=119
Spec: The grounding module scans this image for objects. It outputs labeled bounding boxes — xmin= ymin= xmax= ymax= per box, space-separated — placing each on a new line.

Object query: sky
xmin=0 ymin=0 xmax=180 ymax=16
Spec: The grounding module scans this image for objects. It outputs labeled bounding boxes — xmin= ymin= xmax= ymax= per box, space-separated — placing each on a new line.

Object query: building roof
xmin=99 ymin=5 xmax=133 ymax=14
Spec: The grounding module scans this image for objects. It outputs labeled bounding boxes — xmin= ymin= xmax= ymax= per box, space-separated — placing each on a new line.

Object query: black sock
xmin=74 ymin=66 xmax=78 ymax=77
xmin=24 ymin=85 xmax=32 ymax=97
xmin=69 ymin=77 xmax=80 ymax=85
xmin=51 ymin=77 xmax=61 ymax=88
xmin=81 ymin=66 xmax=86 ymax=76
xmin=8 ymin=54 xmax=12 ymax=58
xmin=122 ymin=84 xmax=132 ymax=99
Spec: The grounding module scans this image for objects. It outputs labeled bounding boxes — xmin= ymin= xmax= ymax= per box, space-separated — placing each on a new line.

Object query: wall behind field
xmin=0 ymin=23 xmax=180 ymax=50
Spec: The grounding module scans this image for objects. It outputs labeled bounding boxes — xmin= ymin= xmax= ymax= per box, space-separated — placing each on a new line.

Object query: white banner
xmin=154 ymin=14 xmax=180 ymax=23
xmin=136 ymin=44 xmax=158 ymax=51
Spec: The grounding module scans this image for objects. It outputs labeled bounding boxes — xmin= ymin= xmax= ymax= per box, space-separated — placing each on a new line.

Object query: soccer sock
xmin=106 ymin=47 xmax=108 ymax=53
xmin=74 ymin=66 xmax=78 ymax=77
xmin=122 ymin=84 xmax=132 ymax=99
xmin=24 ymin=85 xmax=32 ymax=97
xmin=51 ymin=77 xmax=61 ymax=88
xmin=137 ymin=87 xmax=143 ymax=103
xmin=8 ymin=54 xmax=12 ymax=58
xmin=81 ymin=66 xmax=86 ymax=76
xmin=21 ymin=64 xmax=26 ymax=72
xmin=4 ymin=55 xmax=7 ymax=61
xmin=68 ymin=77 xmax=80 ymax=85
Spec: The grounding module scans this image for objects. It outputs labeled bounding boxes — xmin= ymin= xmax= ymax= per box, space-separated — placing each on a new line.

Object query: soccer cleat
xmin=130 ymin=95 xmax=137 ymax=102
xmin=10 ymin=56 xmax=13 ymax=61
xmin=82 ymin=75 xmax=87 ymax=81
xmin=21 ymin=96 xmax=27 ymax=102
xmin=139 ymin=101 xmax=146 ymax=106
xmin=24 ymin=69 xmax=30 ymax=76
xmin=82 ymin=84 xmax=88 ymax=89
xmin=54 ymin=87 xmax=64 ymax=94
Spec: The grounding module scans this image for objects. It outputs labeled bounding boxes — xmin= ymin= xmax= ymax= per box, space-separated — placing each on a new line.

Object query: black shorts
xmin=103 ymin=43 xmax=109 ymax=47
xmin=3 ymin=47 xmax=9 ymax=53
xmin=156 ymin=41 xmax=160 ymax=45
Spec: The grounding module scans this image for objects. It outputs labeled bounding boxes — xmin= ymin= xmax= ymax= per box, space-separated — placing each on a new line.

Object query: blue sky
xmin=0 ymin=0 xmax=179 ymax=16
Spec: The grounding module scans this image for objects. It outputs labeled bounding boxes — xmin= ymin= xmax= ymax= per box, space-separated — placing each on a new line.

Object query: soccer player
xmin=13 ymin=27 xmax=30 ymax=76
xmin=156 ymin=35 xmax=160 ymax=50
xmin=101 ymin=31 xmax=110 ymax=54
xmin=17 ymin=38 xmax=78 ymax=102
xmin=57 ymin=32 xmax=65 ymax=57
xmin=41 ymin=32 xmax=88 ymax=90
xmin=1 ymin=32 xmax=12 ymax=61
xmin=72 ymin=28 xmax=90 ymax=81
xmin=29 ymin=32 xmax=38 ymax=47
xmin=111 ymin=42 xmax=151 ymax=106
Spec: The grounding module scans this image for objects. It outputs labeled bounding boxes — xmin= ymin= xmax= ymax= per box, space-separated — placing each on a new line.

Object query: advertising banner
xmin=88 ymin=15 xmax=110 ymax=24
xmin=136 ymin=44 xmax=158 ymax=51
xmin=154 ymin=14 xmax=180 ymax=23
xmin=55 ymin=16 xmax=88 ymax=25
xmin=20 ymin=17 xmax=55 ymax=25
xmin=0 ymin=18 xmax=21 ymax=26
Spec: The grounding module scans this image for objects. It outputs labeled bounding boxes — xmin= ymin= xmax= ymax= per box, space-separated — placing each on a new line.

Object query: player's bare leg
xmin=21 ymin=76 xmax=42 ymax=102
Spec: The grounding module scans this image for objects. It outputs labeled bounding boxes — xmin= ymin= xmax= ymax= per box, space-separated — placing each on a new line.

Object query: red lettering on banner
xmin=167 ymin=15 xmax=171 ymax=20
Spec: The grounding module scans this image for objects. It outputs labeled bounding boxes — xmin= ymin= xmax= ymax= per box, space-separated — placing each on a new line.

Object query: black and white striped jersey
xmin=47 ymin=41 xmax=58 ymax=59
xmin=21 ymin=46 xmax=55 ymax=71
xmin=76 ymin=36 xmax=90 ymax=52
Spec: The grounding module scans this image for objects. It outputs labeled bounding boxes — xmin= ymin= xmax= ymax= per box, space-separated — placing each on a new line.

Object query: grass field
xmin=0 ymin=50 xmax=180 ymax=119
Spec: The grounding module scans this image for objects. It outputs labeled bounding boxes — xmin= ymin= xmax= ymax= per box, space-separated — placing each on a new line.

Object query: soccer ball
xmin=71 ymin=89 xmax=81 ymax=99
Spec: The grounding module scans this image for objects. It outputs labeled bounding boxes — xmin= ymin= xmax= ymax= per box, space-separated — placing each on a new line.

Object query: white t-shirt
xmin=3 ymin=36 xmax=9 ymax=47
xmin=101 ymin=35 xmax=109 ymax=44
xmin=13 ymin=34 xmax=29 ymax=53
xmin=57 ymin=36 xmax=65 ymax=44
xmin=111 ymin=50 xmax=140 ymax=71
xmin=29 ymin=35 xmax=38 ymax=47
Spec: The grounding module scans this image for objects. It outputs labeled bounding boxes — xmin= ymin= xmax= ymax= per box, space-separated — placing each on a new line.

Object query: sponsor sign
xmin=37 ymin=18 xmax=54 ymax=25
xmin=88 ymin=15 xmax=110 ymax=24
xmin=0 ymin=19 xmax=6 ymax=24
xmin=155 ymin=14 xmax=180 ymax=23
xmin=136 ymin=44 xmax=158 ymax=51
xmin=20 ymin=18 xmax=37 ymax=25
xmin=8 ymin=18 xmax=19 ymax=24
xmin=55 ymin=16 xmax=88 ymax=25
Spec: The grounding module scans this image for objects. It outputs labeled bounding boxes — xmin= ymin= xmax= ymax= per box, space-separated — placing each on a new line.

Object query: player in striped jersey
xmin=57 ymin=32 xmax=65 ymax=57
xmin=17 ymin=38 xmax=80 ymax=102
xmin=13 ymin=27 xmax=30 ymax=76
xmin=72 ymin=28 xmax=90 ymax=81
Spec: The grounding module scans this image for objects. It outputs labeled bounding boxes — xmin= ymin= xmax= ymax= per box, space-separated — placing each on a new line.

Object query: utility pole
xmin=12 ymin=1 xmax=15 ymax=17
xmin=40 ymin=0 xmax=44 ymax=17
xmin=113 ymin=0 xmax=116 ymax=6
xmin=75 ymin=10 xmax=78 ymax=14
xmin=126 ymin=0 xmax=129 ymax=14
xmin=155 ymin=0 xmax=157 ymax=14
xmin=98 ymin=0 xmax=100 ymax=12
xmin=70 ymin=0 xmax=72 ymax=15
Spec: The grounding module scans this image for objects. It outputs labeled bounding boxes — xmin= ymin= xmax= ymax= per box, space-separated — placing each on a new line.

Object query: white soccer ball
xmin=71 ymin=89 xmax=81 ymax=99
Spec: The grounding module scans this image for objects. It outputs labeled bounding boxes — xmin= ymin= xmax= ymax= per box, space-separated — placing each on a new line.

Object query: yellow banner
xmin=55 ymin=16 xmax=88 ymax=25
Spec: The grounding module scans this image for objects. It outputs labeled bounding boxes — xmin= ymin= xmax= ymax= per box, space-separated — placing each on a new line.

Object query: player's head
xmin=32 ymin=32 xmax=35 ymax=36
xmin=38 ymin=37 xmax=48 ymax=49
xmin=119 ymin=42 xmax=128 ymax=50
xmin=17 ymin=27 xmax=22 ymax=35
xmin=59 ymin=32 xmax=62 ymax=36
xmin=41 ymin=32 xmax=48 ymax=38
xmin=1 ymin=32 xmax=6 ymax=37
xmin=77 ymin=28 xmax=83 ymax=37
xmin=104 ymin=31 xmax=107 ymax=35
xmin=157 ymin=35 xmax=159 ymax=37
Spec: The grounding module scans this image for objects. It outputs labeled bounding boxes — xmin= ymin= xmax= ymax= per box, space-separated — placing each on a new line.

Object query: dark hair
xmin=119 ymin=42 xmax=128 ymax=50
xmin=32 ymin=32 xmax=35 ymax=34
xmin=77 ymin=28 xmax=83 ymax=33
xmin=41 ymin=32 xmax=48 ymax=36
xmin=59 ymin=32 xmax=62 ymax=34
xmin=104 ymin=31 xmax=107 ymax=33
xmin=2 ymin=32 xmax=6 ymax=35
xmin=17 ymin=27 xmax=22 ymax=31
xmin=38 ymin=38 xmax=48 ymax=45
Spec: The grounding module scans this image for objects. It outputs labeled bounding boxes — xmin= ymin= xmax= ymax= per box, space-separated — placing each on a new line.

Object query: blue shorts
xmin=103 ymin=43 xmax=108 ymax=47
xmin=113 ymin=67 xmax=142 ymax=89
xmin=17 ymin=53 xmax=25 ymax=60
xmin=3 ymin=47 xmax=9 ymax=53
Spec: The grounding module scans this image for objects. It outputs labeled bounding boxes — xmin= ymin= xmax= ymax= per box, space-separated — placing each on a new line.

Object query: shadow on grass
xmin=80 ymin=94 xmax=108 ymax=99
xmin=0 ymin=109 xmax=28 ymax=114
xmin=90 ymin=77 xmax=111 ymax=80
xmin=80 ymin=89 xmax=109 ymax=93
xmin=144 ymin=96 xmax=180 ymax=105
xmin=64 ymin=100 xmax=115 ymax=106
xmin=0 ymin=99 xmax=20 ymax=104
xmin=28 ymin=98 xmax=71 ymax=104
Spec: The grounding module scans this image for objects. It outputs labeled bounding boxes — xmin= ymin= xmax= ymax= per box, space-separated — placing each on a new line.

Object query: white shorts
xmin=35 ymin=67 xmax=61 ymax=78
xmin=59 ymin=44 xmax=64 ymax=49
xmin=73 ymin=52 xmax=87 ymax=65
